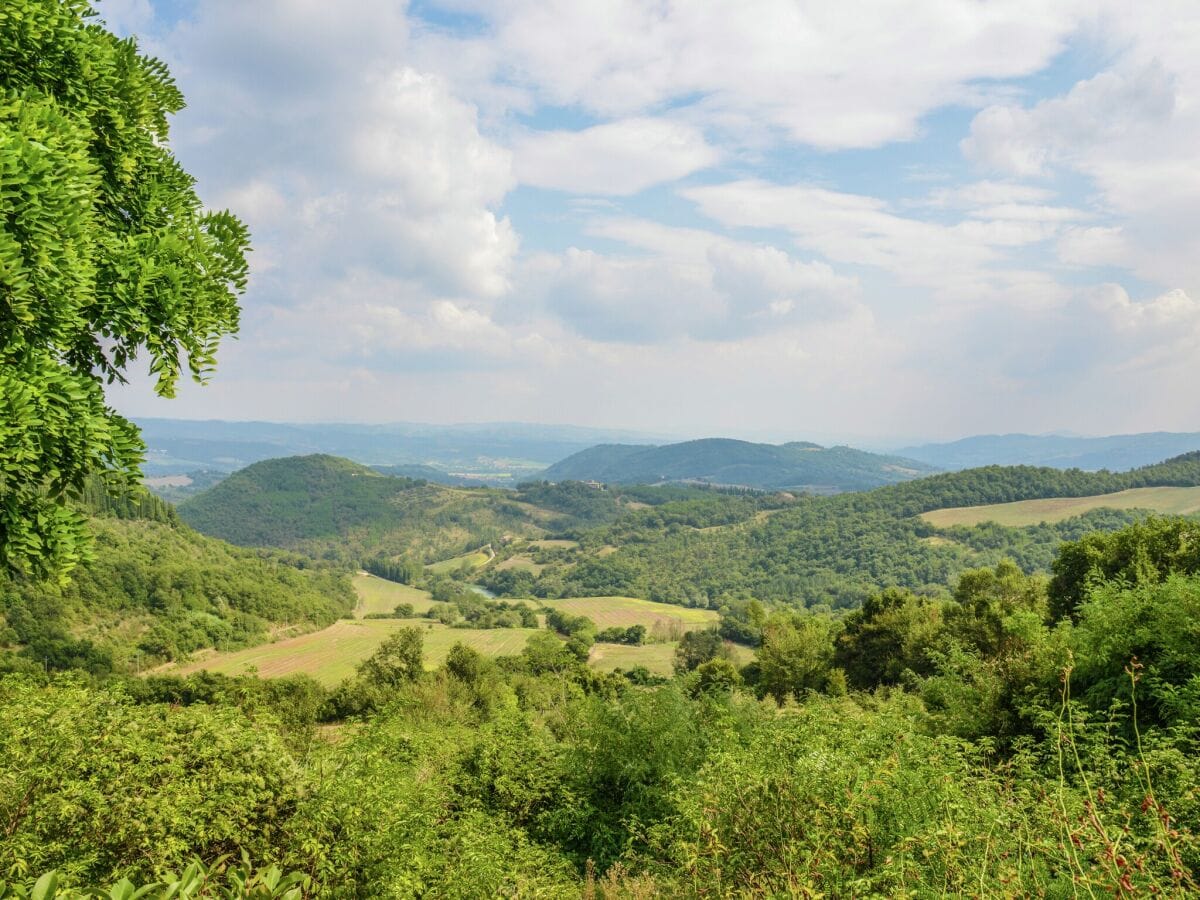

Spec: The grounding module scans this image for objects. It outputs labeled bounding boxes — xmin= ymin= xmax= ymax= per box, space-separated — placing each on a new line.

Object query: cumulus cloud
xmin=516 ymin=222 xmax=860 ymax=343
xmin=96 ymin=0 xmax=1200 ymax=439
xmin=962 ymin=63 xmax=1177 ymax=176
xmin=441 ymin=0 xmax=1084 ymax=149
xmin=512 ymin=117 xmax=719 ymax=195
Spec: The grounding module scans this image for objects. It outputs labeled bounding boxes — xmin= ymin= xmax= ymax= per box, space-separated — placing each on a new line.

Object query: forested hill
xmin=492 ymin=451 xmax=1200 ymax=610
xmin=542 ymin=438 xmax=937 ymax=491
xmin=0 ymin=486 xmax=354 ymax=675
xmin=178 ymin=454 xmax=701 ymax=564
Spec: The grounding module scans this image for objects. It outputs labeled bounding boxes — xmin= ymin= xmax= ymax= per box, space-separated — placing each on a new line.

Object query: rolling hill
xmin=895 ymin=431 xmax=1200 ymax=471
xmin=0 ymin=488 xmax=355 ymax=674
xmin=177 ymin=455 xmax=688 ymax=564
xmin=500 ymin=451 xmax=1200 ymax=610
xmin=541 ymin=438 xmax=938 ymax=492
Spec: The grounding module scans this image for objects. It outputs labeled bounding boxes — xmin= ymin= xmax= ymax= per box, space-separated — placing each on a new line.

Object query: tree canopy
xmin=0 ymin=0 xmax=248 ymax=579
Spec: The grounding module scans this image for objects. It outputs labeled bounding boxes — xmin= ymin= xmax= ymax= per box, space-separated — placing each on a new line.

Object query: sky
xmin=98 ymin=0 xmax=1200 ymax=444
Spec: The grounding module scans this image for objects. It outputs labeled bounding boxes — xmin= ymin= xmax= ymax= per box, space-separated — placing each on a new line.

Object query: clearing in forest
xmin=352 ymin=574 xmax=435 ymax=617
xmin=425 ymin=547 xmax=493 ymax=574
xmin=920 ymin=485 xmax=1200 ymax=528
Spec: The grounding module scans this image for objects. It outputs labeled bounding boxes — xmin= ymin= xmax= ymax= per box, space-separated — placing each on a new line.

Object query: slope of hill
xmin=0 ymin=490 xmax=355 ymax=674
xmin=499 ymin=452 xmax=1200 ymax=610
xmin=177 ymin=455 xmax=683 ymax=563
xmin=542 ymin=438 xmax=937 ymax=492
xmin=896 ymin=431 xmax=1200 ymax=471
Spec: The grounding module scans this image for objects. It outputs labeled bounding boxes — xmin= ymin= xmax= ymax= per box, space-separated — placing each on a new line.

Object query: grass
xmin=352 ymin=574 xmax=435 ymax=617
xmin=543 ymin=596 xmax=718 ymax=638
xmin=920 ymin=485 xmax=1200 ymax=528
xmin=426 ymin=549 xmax=492 ymax=574
xmin=494 ymin=554 xmax=546 ymax=575
xmin=172 ymin=620 xmax=540 ymax=686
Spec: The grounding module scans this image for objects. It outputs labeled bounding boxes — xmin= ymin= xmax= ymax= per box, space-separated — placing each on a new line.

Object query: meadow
xmin=425 ymin=547 xmax=493 ymax=574
xmin=921 ymin=484 xmax=1200 ymax=527
xmin=169 ymin=580 xmax=720 ymax=685
xmin=351 ymin=573 xmax=435 ymax=616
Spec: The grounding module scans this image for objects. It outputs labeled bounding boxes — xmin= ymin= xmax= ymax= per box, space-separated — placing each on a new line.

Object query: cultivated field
xmin=169 ymin=580 xmax=727 ymax=686
xmin=173 ymin=620 xmax=539 ymax=686
xmin=589 ymin=641 xmax=677 ymax=675
xmin=921 ymin=485 xmax=1200 ymax=528
xmin=543 ymin=596 xmax=717 ymax=638
xmin=590 ymin=639 xmax=755 ymax=676
xmin=352 ymin=574 xmax=435 ymax=617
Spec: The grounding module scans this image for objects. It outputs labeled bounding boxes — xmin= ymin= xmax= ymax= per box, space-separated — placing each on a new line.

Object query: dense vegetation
xmin=509 ymin=452 xmax=1200 ymax=608
xmin=0 ymin=0 xmax=248 ymax=579
xmin=0 ymin=488 xmax=354 ymax=675
xmin=5 ymin=518 xmax=1200 ymax=895
xmin=542 ymin=437 xmax=937 ymax=491
xmin=178 ymin=454 xmax=757 ymax=565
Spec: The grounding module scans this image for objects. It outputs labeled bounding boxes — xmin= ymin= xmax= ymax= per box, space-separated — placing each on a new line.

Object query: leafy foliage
xmin=0 ymin=0 xmax=248 ymax=578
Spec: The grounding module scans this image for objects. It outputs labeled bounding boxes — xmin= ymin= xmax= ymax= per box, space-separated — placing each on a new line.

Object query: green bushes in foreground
xmin=3 ymin=519 xmax=1200 ymax=895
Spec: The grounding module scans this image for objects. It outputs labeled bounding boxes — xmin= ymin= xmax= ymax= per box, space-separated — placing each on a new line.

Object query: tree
xmin=1 ymin=1 xmax=249 ymax=579
xmin=357 ymin=627 xmax=424 ymax=687
xmin=833 ymin=587 xmax=943 ymax=689
xmin=757 ymin=613 xmax=837 ymax=702
xmin=673 ymin=628 xmax=730 ymax=675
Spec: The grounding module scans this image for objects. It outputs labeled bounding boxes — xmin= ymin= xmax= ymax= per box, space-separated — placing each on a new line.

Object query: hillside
xmin=177 ymin=455 xmax=696 ymax=563
xmin=896 ymin=430 xmax=1200 ymax=471
xmin=542 ymin=438 xmax=937 ymax=492
xmin=492 ymin=452 xmax=1200 ymax=609
xmin=0 ymin=490 xmax=355 ymax=674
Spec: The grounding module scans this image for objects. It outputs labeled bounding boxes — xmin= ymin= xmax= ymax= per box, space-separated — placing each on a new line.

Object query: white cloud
xmin=444 ymin=0 xmax=1084 ymax=150
xmin=962 ymin=63 xmax=1176 ymax=176
xmin=512 ymin=117 xmax=719 ymax=195
xmin=516 ymin=222 xmax=860 ymax=343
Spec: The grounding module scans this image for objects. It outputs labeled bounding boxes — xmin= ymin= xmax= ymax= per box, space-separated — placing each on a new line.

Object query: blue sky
xmin=99 ymin=0 xmax=1200 ymax=443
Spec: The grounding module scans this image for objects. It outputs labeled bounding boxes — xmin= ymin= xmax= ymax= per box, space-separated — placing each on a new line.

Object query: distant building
xmin=583 ymin=480 xmax=605 ymax=490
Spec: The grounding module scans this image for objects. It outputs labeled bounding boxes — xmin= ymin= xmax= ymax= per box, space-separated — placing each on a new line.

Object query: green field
xmin=352 ymin=574 xmax=435 ymax=617
xmin=494 ymin=554 xmax=545 ymax=575
xmin=426 ymin=548 xmax=492 ymax=574
xmin=172 ymin=620 xmax=539 ymax=686
xmin=921 ymin=485 xmax=1200 ymax=528
xmin=543 ymin=595 xmax=717 ymax=639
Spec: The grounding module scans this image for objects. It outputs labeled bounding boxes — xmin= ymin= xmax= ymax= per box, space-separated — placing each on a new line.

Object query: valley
xmin=168 ymin=572 xmax=723 ymax=684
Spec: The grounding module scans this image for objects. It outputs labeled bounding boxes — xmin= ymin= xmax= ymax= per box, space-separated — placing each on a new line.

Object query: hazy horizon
xmin=100 ymin=1 xmax=1200 ymax=440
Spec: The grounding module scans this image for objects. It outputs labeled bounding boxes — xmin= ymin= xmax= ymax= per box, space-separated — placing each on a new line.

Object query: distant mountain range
xmin=134 ymin=418 xmax=665 ymax=482
xmin=895 ymin=432 xmax=1200 ymax=472
xmin=541 ymin=438 xmax=938 ymax=492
